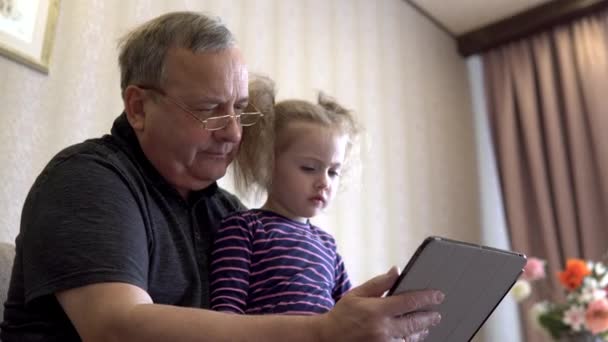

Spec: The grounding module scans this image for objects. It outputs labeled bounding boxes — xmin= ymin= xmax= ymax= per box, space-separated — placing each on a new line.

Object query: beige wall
xmin=0 ymin=0 xmax=479 ymax=286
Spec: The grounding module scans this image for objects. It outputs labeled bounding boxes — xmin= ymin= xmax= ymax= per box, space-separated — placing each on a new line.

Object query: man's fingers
xmin=391 ymin=310 xmax=441 ymax=339
xmin=383 ymin=289 xmax=444 ymax=316
xmin=349 ymin=267 xmax=400 ymax=297
xmin=403 ymin=329 xmax=430 ymax=342
xmin=336 ymin=270 xmax=444 ymax=342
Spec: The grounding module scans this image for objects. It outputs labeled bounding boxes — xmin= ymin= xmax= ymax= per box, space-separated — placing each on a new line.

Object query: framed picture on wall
xmin=0 ymin=0 xmax=60 ymax=73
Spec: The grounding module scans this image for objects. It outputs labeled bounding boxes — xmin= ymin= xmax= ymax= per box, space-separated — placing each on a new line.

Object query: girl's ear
xmin=123 ymin=85 xmax=147 ymax=131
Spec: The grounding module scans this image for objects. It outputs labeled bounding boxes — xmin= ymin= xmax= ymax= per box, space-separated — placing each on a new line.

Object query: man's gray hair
xmin=118 ymin=11 xmax=236 ymax=96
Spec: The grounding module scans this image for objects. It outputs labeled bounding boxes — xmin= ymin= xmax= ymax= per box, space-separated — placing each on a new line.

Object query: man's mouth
xmin=205 ymin=146 xmax=233 ymax=158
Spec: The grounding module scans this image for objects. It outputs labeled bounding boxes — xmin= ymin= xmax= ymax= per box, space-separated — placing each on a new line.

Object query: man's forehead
xmin=165 ymin=47 xmax=249 ymax=101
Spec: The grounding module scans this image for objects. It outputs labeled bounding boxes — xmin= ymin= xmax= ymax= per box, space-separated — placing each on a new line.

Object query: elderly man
xmin=1 ymin=12 xmax=442 ymax=342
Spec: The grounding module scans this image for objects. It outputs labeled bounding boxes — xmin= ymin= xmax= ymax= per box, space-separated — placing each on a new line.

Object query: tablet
xmin=387 ymin=236 xmax=526 ymax=342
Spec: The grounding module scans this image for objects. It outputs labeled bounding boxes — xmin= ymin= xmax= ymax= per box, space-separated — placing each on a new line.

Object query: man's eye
xmin=193 ymin=103 xmax=217 ymax=111
xmin=194 ymin=107 xmax=214 ymax=114
xmin=202 ymin=107 xmax=215 ymax=111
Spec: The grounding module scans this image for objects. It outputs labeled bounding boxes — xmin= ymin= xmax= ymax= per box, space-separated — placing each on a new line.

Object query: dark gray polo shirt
xmin=1 ymin=113 xmax=245 ymax=341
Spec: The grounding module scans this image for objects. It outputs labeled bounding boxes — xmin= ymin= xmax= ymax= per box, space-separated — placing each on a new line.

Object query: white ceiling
xmin=410 ymin=0 xmax=555 ymax=35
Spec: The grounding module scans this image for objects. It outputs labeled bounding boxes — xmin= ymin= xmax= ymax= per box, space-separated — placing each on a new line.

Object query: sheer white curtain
xmin=468 ymin=56 xmax=522 ymax=342
xmin=0 ymin=0 xmax=480 ymax=300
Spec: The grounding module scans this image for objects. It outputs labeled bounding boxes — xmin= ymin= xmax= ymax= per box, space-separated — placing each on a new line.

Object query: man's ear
xmin=123 ymin=85 xmax=147 ymax=132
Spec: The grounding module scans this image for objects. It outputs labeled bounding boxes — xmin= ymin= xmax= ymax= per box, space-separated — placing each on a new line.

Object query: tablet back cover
xmin=390 ymin=237 xmax=526 ymax=342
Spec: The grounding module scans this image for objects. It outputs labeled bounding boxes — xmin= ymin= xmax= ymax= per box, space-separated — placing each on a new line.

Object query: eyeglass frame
xmin=136 ymin=85 xmax=264 ymax=131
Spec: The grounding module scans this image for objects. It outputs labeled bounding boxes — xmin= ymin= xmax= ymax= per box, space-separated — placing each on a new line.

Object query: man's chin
xmin=188 ymin=157 xmax=232 ymax=182
xmin=196 ymin=166 xmax=229 ymax=183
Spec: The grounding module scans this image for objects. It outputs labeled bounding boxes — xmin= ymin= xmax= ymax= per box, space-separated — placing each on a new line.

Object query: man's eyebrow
xmin=188 ymin=96 xmax=221 ymax=104
xmin=190 ymin=96 xmax=249 ymax=106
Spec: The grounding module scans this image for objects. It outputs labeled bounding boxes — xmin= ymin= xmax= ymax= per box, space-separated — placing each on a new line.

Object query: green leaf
xmin=538 ymin=310 xmax=569 ymax=339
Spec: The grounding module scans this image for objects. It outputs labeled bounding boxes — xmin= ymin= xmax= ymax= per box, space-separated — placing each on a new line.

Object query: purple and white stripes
xmin=210 ymin=209 xmax=351 ymax=315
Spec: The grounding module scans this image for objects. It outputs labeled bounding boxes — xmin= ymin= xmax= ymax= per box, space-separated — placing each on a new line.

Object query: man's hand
xmin=318 ymin=267 xmax=444 ymax=342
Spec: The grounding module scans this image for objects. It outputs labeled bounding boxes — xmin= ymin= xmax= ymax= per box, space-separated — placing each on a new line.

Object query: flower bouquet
xmin=512 ymin=257 xmax=608 ymax=341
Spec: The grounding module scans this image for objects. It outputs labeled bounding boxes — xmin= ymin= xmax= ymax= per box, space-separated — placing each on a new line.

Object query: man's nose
xmin=214 ymin=113 xmax=242 ymax=143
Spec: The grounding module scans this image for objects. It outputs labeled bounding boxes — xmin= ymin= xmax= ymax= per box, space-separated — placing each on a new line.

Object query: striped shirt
xmin=210 ymin=209 xmax=351 ymax=315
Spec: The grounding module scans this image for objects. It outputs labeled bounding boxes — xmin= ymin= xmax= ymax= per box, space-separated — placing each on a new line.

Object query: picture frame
xmin=0 ymin=0 xmax=60 ymax=74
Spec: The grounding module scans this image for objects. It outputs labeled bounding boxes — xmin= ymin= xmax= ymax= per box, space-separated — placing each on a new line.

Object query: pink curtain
xmin=483 ymin=9 xmax=608 ymax=342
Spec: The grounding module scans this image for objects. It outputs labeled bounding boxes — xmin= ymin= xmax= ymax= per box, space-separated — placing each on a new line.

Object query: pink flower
xmin=522 ymin=257 xmax=546 ymax=282
xmin=585 ymin=298 xmax=608 ymax=334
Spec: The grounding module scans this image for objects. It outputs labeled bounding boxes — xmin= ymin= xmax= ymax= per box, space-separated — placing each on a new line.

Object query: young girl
xmin=209 ymin=77 xmax=360 ymax=315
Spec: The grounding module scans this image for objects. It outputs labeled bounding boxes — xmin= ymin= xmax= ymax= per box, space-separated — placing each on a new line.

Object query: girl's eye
xmin=329 ymin=170 xmax=341 ymax=178
xmin=300 ymin=166 xmax=316 ymax=172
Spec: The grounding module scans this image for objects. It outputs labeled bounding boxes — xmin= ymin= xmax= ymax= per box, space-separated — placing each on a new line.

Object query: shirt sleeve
xmin=209 ymin=213 xmax=253 ymax=313
xmin=332 ymin=252 xmax=352 ymax=302
xmin=20 ymin=152 xmax=149 ymax=304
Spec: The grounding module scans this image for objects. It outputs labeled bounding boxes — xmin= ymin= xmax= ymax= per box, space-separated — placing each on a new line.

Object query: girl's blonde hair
xmin=232 ymin=75 xmax=360 ymax=197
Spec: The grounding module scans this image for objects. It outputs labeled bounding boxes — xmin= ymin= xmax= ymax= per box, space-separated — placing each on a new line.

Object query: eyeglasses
xmin=138 ymin=85 xmax=264 ymax=131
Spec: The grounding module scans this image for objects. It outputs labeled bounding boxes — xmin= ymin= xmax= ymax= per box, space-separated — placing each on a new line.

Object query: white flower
xmin=511 ymin=280 xmax=532 ymax=302
xmin=584 ymin=277 xmax=599 ymax=288
xmin=528 ymin=301 xmax=549 ymax=327
xmin=580 ymin=278 xmax=607 ymax=303
xmin=582 ymin=279 xmax=596 ymax=295
xmin=595 ymin=262 xmax=606 ymax=276
xmin=580 ymin=288 xmax=607 ymax=303
xmin=600 ymin=272 xmax=608 ymax=288
xmin=562 ymin=305 xmax=586 ymax=332
xmin=592 ymin=288 xmax=607 ymax=301
xmin=568 ymin=291 xmax=584 ymax=304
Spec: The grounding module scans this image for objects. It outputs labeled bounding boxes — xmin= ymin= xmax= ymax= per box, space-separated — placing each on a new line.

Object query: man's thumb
xmin=350 ymin=266 xmax=400 ymax=297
